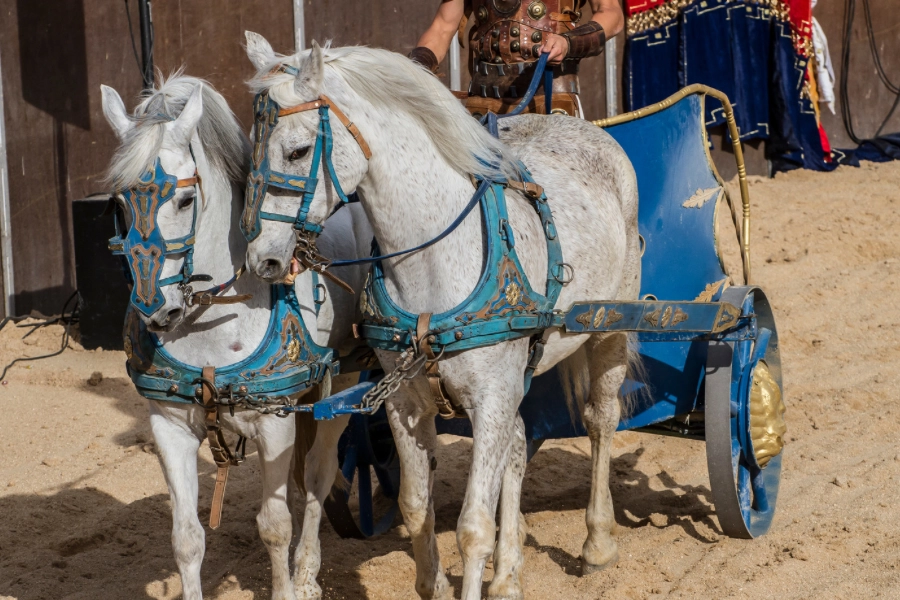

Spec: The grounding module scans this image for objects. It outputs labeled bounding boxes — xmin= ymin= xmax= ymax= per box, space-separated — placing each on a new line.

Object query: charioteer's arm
xmin=410 ymin=0 xmax=466 ymax=73
xmin=539 ymin=0 xmax=624 ymax=65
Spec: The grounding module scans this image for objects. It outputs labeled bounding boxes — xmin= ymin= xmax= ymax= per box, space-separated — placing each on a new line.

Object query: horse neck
xmin=346 ymin=95 xmax=486 ymax=313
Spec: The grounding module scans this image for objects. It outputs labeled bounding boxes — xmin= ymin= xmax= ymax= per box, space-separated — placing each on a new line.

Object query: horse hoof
xmin=293 ymin=582 xmax=322 ymax=600
xmin=581 ymin=551 xmax=618 ymax=576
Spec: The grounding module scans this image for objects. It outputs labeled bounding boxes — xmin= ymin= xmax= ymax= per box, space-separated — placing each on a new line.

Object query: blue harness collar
xmin=124 ymin=284 xmax=338 ymax=405
xmin=359 ymin=167 xmax=566 ymax=355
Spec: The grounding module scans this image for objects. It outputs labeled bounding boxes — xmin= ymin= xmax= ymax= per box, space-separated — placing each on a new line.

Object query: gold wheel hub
xmin=749 ymin=361 xmax=786 ymax=468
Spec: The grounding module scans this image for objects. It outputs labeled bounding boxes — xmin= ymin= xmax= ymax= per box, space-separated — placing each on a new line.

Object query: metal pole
xmin=605 ymin=37 xmax=617 ymax=118
xmin=449 ymin=38 xmax=461 ymax=91
xmin=294 ymin=0 xmax=306 ymax=52
xmin=0 ymin=52 xmax=14 ymax=317
xmin=138 ymin=0 xmax=154 ymax=89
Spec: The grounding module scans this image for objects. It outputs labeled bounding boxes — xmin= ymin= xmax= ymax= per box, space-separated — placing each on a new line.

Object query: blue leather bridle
xmin=242 ymin=65 xmax=371 ymax=241
xmin=109 ymin=158 xmax=202 ymax=317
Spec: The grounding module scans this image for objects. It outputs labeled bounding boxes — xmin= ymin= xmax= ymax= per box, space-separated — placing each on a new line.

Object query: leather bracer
xmin=408 ymin=46 xmax=440 ymax=73
xmin=561 ymin=21 xmax=606 ymax=59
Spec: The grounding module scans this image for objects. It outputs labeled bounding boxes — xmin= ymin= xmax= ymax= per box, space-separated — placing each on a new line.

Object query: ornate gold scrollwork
xmin=644 ymin=307 xmax=661 ymax=327
xmin=592 ymin=307 xmax=606 ymax=328
xmin=749 ymin=361 xmax=786 ymax=468
xmin=660 ymin=306 xmax=673 ymax=327
xmin=606 ymin=309 xmax=623 ymax=325
xmin=670 ymin=308 xmax=689 ymax=326
xmin=575 ymin=308 xmax=592 ymax=329
xmin=713 ymin=303 xmax=740 ymax=332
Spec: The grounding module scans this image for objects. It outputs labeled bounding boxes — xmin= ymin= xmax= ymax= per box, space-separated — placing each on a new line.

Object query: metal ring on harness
xmin=193 ymin=376 xmax=220 ymax=403
xmin=552 ymin=262 xmax=574 ymax=285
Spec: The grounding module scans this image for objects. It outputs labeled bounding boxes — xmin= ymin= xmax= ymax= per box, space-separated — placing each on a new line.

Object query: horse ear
xmin=168 ymin=85 xmax=204 ymax=147
xmin=294 ymin=41 xmax=324 ymax=99
xmin=245 ymin=31 xmax=275 ymax=70
xmin=100 ymin=85 xmax=133 ymax=140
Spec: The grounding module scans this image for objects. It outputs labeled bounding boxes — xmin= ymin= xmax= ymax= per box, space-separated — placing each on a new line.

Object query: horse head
xmin=102 ymin=80 xmax=243 ymax=332
xmin=242 ymin=32 xmax=370 ymax=282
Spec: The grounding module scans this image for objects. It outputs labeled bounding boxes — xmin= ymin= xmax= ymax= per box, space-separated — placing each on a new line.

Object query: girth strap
xmin=200 ymin=366 xmax=245 ymax=529
xmin=416 ymin=313 xmax=458 ymax=419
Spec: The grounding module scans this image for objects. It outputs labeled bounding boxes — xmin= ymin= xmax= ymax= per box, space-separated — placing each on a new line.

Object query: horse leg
xmin=254 ymin=415 xmax=298 ymax=600
xmin=457 ymin=396 xmax=519 ymax=600
xmin=149 ymin=401 xmax=206 ymax=600
xmin=580 ymin=333 xmax=628 ymax=574
xmin=292 ymin=414 xmax=350 ymax=600
xmin=386 ymin=385 xmax=451 ymax=600
xmin=487 ymin=413 xmax=527 ymax=600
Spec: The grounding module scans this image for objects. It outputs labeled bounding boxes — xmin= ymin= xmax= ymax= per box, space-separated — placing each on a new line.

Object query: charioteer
xmin=410 ymin=0 xmax=624 ymax=117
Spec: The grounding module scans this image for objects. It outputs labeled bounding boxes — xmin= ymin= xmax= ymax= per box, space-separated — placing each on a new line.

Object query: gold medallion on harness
xmin=287 ymin=338 xmax=301 ymax=363
xmin=749 ymin=361 xmax=786 ymax=468
xmin=505 ymin=282 xmax=522 ymax=307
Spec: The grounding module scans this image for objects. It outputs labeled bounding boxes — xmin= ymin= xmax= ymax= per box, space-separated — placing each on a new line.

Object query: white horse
xmin=101 ymin=74 xmax=369 ymax=600
xmin=241 ymin=34 xmax=641 ymax=600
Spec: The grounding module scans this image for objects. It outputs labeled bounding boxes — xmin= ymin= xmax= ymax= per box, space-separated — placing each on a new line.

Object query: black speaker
xmin=72 ymin=197 xmax=128 ymax=350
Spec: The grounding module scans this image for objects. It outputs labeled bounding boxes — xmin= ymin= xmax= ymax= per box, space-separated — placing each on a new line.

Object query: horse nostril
xmin=257 ymin=258 xmax=284 ymax=280
xmin=163 ymin=308 xmax=182 ymax=326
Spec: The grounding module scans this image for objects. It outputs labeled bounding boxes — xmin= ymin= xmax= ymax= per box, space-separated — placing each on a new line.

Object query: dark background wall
xmin=814 ymin=0 xmax=900 ymax=148
xmin=0 ymin=0 xmax=897 ymax=317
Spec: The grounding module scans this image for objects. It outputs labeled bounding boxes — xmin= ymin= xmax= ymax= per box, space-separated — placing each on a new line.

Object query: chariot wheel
xmin=323 ymin=405 xmax=401 ymax=539
xmin=705 ymin=286 xmax=786 ymax=538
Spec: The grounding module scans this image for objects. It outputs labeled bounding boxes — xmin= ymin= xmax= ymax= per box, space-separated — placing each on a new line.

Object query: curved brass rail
xmin=593 ymin=84 xmax=751 ymax=284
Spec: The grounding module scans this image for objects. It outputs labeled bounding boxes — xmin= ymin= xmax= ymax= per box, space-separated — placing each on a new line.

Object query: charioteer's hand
xmin=538 ymin=33 xmax=569 ymax=65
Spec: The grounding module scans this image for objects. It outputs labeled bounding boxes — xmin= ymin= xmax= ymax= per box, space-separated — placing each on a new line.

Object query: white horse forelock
xmin=246 ymin=44 xmax=520 ymax=181
xmin=105 ymin=70 xmax=250 ymax=190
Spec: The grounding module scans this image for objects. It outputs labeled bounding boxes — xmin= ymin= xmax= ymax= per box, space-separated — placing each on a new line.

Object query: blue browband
xmin=124 ymin=284 xmax=338 ymax=404
xmin=109 ymin=158 xmax=200 ymax=317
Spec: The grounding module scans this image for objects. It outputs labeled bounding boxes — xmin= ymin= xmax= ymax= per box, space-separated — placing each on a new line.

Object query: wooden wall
xmin=0 ymin=0 xmax=292 ymax=316
xmin=0 ymin=0 xmax=898 ymax=316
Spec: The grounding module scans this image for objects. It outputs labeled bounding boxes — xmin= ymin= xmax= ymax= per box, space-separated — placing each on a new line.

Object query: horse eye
xmin=178 ymin=194 xmax=195 ymax=210
xmin=288 ymin=147 xmax=310 ymax=162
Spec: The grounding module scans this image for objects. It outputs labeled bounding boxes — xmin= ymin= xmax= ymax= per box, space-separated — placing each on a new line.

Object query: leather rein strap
xmin=278 ymin=95 xmax=372 ymax=160
xmin=200 ymin=366 xmax=246 ymax=529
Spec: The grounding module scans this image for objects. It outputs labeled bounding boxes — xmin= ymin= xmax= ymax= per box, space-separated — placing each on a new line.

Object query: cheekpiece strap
xmin=278 ymin=94 xmax=372 ymax=160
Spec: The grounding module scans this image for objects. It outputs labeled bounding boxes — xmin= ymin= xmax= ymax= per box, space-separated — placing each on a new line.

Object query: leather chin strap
xmin=416 ymin=313 xmax=458 ymax=419
xmin=200 ymin=366 xmax=246 ymax=529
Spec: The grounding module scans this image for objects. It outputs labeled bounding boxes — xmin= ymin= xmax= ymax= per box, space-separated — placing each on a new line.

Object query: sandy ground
xmin=2 ymin=160 xmax=900 ymax=599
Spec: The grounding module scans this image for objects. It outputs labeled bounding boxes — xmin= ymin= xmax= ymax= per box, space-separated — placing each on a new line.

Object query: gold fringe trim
xmin=627 ymin=0 xmax=791 ymax=37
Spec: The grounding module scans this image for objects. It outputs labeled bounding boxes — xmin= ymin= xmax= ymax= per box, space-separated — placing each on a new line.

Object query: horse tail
xmin=557 ymin=334 xmax=647 ymax=426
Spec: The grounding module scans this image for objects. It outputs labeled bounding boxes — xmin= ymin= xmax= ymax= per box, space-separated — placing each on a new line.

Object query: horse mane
xmin=105 ymin=70 xmax=250 ymax=190
xmin=247 ymin=45 xmax=520 ymax=180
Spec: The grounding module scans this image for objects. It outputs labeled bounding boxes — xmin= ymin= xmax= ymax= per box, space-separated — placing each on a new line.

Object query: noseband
xmin=241 ymin=66 xmax=371 ymax=242
xmin=109 ymin=158 xmax=204 ymax=316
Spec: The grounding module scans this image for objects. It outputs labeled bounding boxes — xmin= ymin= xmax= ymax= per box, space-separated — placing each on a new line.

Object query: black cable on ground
xmin=0 ymin=291 xmax=82 ymax=382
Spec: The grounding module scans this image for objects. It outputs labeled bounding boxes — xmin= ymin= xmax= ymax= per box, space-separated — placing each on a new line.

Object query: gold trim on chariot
xmin=749 ymin=360 xmax=786 ymax=468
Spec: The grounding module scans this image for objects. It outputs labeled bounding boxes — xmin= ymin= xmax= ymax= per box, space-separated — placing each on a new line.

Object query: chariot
xmin=295 ymin=85 xmax=787 ymax=542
